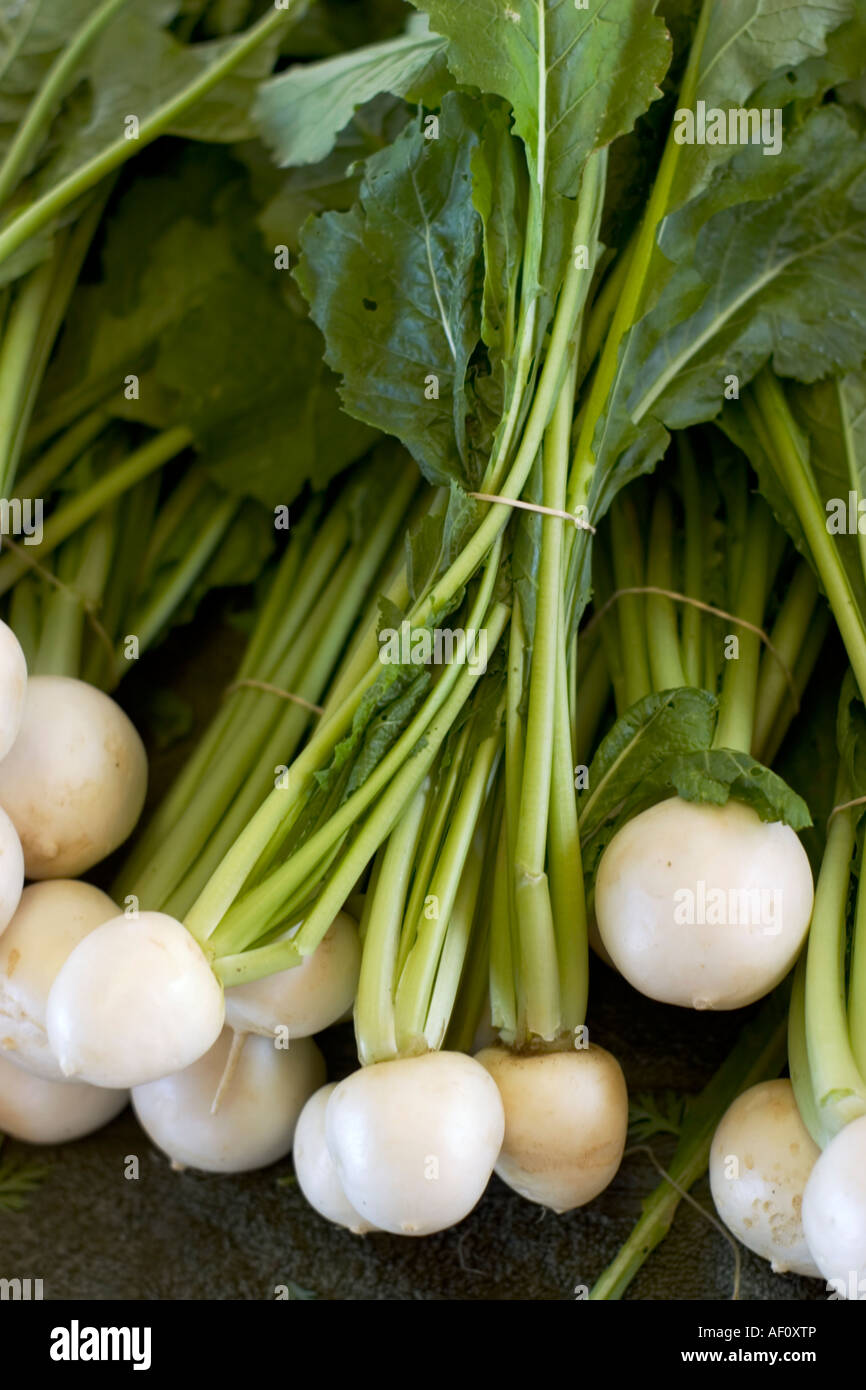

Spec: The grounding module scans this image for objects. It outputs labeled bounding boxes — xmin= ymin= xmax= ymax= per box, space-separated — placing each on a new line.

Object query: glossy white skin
xmin=293 ymin=1083 xmax=378 ymax=1233
xmin=476 ymin=1043 xmax=628 ymax=1212
xmin=802 ymin=1114 xmax=866 ymax=1295
xmin=225 ymin=912 xmax=360 ymax=1039
xmin=326 ymin=1051 xmax=505 ymax=1236
xmin=0 ymin=805 xmax=23 ymax=938
xmin=0 ymin=1050 xmax=127 ymax=1144
xmin=595 ymin=798 xmax=814 ymax=1010
xmin=132 ymin=1028 xmax=324 ymax=1174
xmin=0 ymin=880 xmax=119 ymax=1081
xmin=0 ymin=620 xmax=27 ymax=762
xmin=46 ymin=911 xmax=225 ymax=1088
xmin=710 ymin=1080 xmax=821 ymax=1277
xmin=0 ymin=675 xmax=148 ymax=878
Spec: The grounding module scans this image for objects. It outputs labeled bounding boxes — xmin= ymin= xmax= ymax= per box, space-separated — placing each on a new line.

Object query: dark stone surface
xmin=0 ymin=613 xmax=827 ymax=1302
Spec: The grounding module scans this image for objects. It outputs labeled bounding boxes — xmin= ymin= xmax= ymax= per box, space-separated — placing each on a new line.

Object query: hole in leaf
xmin=363 ymin=298 xmax=378 ymax=311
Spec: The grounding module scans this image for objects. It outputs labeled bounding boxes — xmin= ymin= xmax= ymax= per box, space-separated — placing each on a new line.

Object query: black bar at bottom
xmin=5 ymin=1295 xmax=855 ymax=1374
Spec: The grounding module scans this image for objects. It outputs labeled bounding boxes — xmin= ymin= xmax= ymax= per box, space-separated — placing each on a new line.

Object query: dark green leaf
xmin=753 ymin=4 xmax=866 ymax=111
xmin=469 ymin=98 xmax=526 ymax=374
xmin=581 ymin=105 xmax=866 ymax=621
xmin=142 ymin=272 xmax=377 ymax=507
xmin=662 ymin=747 xmax=812 ymax=828
xmin=296 ymin=92 xmax=485 ymax=490
xmin=253 ymin=20 xmax=450 ymax=167
xmin=579 ymin=686 xmax=718 ymax=844
xmin=411 ymin=0 xmax=670 ymax=195
xmin=0 ymin=1 xmax=293 ymax=284
xmin=665 ymin=0 xmax=856 ymax=208
xmin=38 ymin=146 xmax=378 ymax=508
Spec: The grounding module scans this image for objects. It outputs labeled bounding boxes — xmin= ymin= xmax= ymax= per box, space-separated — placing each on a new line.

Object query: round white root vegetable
xmin=0 ymin=675 xmax=148 ymax=878
xmin=0 ymin=1050 xmax=127 ymax=1143
xmin=46 ymin=910 xmax=225 ymax=1088
xmin=132 ymin=1028 xmax=324 ymax=1173
xmin=0 ymin=879 xmax=119 ymax=1081
xmin=709 ymin=1079 xmax=821 ymax=1277
xmin=0 ymin=1051 xmax=127 ymax=1144
xmin=293 ymin=1083 xmax=379 ymax=1233
xmin=0 ymin=805 xmax=23 ymax=938
xmin=475 ymin=1042 xmax=628 ymax=1212
xmin=0 ymin=619 xmax=27 ymax=762
xmin=595 ymin=797 xmax=814 ymax=1010
xmin=225 ymin=912 xmax=360 ymax=1039
xmin=325 ymin=1050 xmax=505 ymax=1236
xmin=802 ymin=1113 xmax=866 ymax=1296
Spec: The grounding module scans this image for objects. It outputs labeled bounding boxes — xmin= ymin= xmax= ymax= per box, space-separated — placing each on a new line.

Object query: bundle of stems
xmin=589 ymin=446 xmax=830 ymax=768
xmin=154 ymin=150 xmax=611 ymax=1015
xmin=115 ymin=449 xmax=422 ymax=920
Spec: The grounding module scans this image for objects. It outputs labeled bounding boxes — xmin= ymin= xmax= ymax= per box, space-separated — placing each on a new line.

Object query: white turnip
xmin=293 ymin=1082 xmax=378 ymax=1233
xmin=475 ymin=1042 xmax=628 ymax=1212
xmin=595 ymin=798 xmax=814 ymax=1010
xmin=0 ymin=879 xmax=118 ymax=1080
xmin=802 ymin=1113 xmax=866 ymax=1297
xmin=0 ymin=804 xmax=23 ymax=938
xmin=325 ymin=1051 xmax=504 ymax=1236
xmin=46 ymin=910 xmax=224 ymax=1088
xmin=224 ymin=911 xmax=360 ymax=1039
xmin=0 ymin=675 xmax=147 ymax=878
xmin=0 ymin=1050 xmax=127 ymax=1144
xmin=0 ymin=619 xmax=27 ymax=762
xmin=710 ymin=1079 xmax=821 ymax=1277
xmin=132 ymin=1027 xmax=324 ymax=1173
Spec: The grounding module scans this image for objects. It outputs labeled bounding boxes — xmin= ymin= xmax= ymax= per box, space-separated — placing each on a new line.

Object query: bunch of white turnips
xmin=0 ymin=617 xmax=353 ymax=1172
xmin=291 ymin=1037 xmax=629 ymax=1237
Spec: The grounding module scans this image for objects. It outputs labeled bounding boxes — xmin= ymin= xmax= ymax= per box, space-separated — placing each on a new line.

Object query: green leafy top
xmin=579 ymin=686 xmax=811 ymax=884
xmin=296 ymin=93 xmax=487 ymax=491
xmin=572 ymin=102 xmax=866 ymax=622
xmin=35 ymin=146 xmax=376 ymax=508
xmin=0 ymin=0 xmax=299 ymax=285
xmin=410 ymin=0 xmax=669 ymax=196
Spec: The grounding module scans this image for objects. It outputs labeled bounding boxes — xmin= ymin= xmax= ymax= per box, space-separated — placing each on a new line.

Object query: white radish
xmin=46 ymin=910 xmax=224 ymax=1088
xmin=0 ymin=619 xmax=27 ymax=762
xmin=802 ymin=1113 xmax=866 ymax=1297
xmin=224 ymin=912 xmax=360 ymax=1039
xmin=325 ymin=1051 xmax=505 ymax=1236
xmin=132 ymin=1027 xmax=324 ymax=1173
xmin=0 ymin=804 xmax=23 ymax=938
xmin=595 ymin=798 xmax=814 ymax=1010
xmin=293 ymin=1082 xmax=378 ymax=1233
xmin=0 ymin=1050 xmax=127 ymax=1144
xmin=0 ymin=675 xmax=147 ymax=878
xmin=710 ymin=1079 xmax=821 ymax=1277
xmin=475 ymin=1042 xmax=628 ymax=1212
xmin=0 ymin=879 xmax=119 ymax=1081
